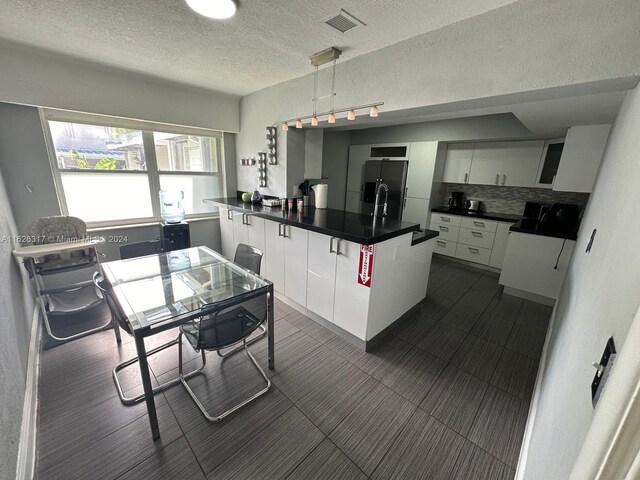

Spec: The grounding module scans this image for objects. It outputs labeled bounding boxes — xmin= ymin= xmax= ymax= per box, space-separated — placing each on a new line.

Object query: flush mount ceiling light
xmin=277 ymin=46 xmax=383 ymax=129
xmin=186 ymin=0 xmax=236 ymax=19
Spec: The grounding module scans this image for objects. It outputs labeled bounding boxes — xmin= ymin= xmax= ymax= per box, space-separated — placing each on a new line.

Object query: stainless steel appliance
xmin=361 ymin=160 xmax=408 ymax=219
xmin=465 ymin=200 xmax=484 ymax=213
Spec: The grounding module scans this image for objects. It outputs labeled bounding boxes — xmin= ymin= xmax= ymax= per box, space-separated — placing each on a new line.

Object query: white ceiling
xmin=0 ymin=0 xmax=520 ymax=96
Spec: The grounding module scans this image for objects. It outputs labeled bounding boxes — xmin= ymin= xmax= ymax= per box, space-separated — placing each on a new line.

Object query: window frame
xmin=40 ymin=109 xmax=226 ymax=228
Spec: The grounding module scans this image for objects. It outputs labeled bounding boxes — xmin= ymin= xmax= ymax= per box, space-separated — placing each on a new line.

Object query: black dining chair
xmin=178 ymin=288 xmax=271 ymax=422
xmin=93 ymin=272 xmax=206 ymax=405
xmin=216 ymin=244 xmax=266 ymax=358
xmin=119 ymin=238 xmax=171 ymax=260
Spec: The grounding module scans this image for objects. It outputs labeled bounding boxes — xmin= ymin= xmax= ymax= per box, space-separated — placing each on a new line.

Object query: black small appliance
xmin=540 ymin=203 xmax=581 ymax=235
xmin=448 ymin=191 xmax=465 ymax=211
xmin=160 ymin=221 xmax=191 ymax=251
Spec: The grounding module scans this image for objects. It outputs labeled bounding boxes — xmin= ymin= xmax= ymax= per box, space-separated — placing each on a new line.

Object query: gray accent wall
xmin=0 ymin=165 xmax=34 ymax=480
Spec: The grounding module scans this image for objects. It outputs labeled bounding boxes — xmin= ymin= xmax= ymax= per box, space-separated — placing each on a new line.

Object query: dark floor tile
xmin=450 ymin=335 xmax=503 ymax=382
xmin=440 ymin=303 xmax=483 ymax=331
xmin=451 ymin=440 xmax=515 ymax=480
xmin=391 ymin=296 xmax=449 ymax=344
xmin=273 ymin=347 xmax=378 ymax=434
xmin=415 ymin=322 xmax=467 ymax=361
xmin=377 ymin=346 xmax=447 ymax=405
xmin=253 ymin=330 xmax=324 ymax=377
xmin=485 ymin=293 xmax=523 ymax=321
xmin=371 ymin=409 xmax=465 ymax=480
xmin=286 ymin=438 xmax=367 ymax=480
xmin=471 ymin=312 xmax=514 ymax=346
xmin=491 ymin=349 xmax=539 ymax=400
xmin=458 ymin=287 xmax=496 ymax=311
xmin=281 ymin=311 xmax=337 ymax=344
xmin=329 ymin=383 xmax=416 ymax=476
xmin=182 ymin=388 xmax=294 ymax=475
xmin=36 ymin=403 xmax=182 ymax=480
xmin=116 ymin=437 xmax=206 ymax=480
xmin=470 ymin=274 xmax=502 ymax=296
xmin=420 ymin=365 xmax=488 ymax=437
xmin=206 ymin=406 xmax=324 ymax=480
xmin=516 ymin=300 xmax=553 ymax=331
xmin=326 ymin=334 xmax=412 ymax=379
xmin=468 ymin=386 xmax=530 ymax=468
xmin=505 ymin=323 xmax=546 ymax=360
xmin=433 ymin=278 xmax=470 ymax=302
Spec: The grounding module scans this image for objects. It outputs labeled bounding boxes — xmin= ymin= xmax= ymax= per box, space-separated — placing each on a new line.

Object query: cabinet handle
xmin=278 ymin=223 xmax=282 ymax=237
xmin=472 ymin=231 xmax=483 ymax=238
xmin=282 ymin=224 xmax=288 ymax=238
xmin=473 ymin=221 xmax=485 ymax=227
xmin=502 ymin=174 xmax=507 ymax=186
xmin=241 ymin=213 xmax=247 ymax=225
xmin=227 ymin=209 xmax=233 ymax=221
xmin=439 ymin=226 xmax=449 ymax=232
xmin=329 ymin=237 xmax=336 ymax=253
xmin=469 ymin=247 xmax=480 ymax=254
xmin=436 ymin=240 xmax=446 ymax=247
xmin=495 ymin=174 xmax=500 ymax=185
xmin=440 ymin=216 xmax=450 ymax=222
xmin=403 ymin=198 xmax=407 ymax=208
xmin=336 ymin=239 xmax=344 ymax=255
xmin=464 ymin=173 xmax=468 ymax=183
xmin=245 ymin=215 xmax=251 ymax=226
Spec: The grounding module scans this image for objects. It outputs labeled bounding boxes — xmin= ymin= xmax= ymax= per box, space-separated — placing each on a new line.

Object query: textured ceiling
xmin=0 ymin=0 xmax=520 ymax=96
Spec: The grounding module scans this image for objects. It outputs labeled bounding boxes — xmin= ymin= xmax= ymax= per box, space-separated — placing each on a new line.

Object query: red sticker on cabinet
xmin=358 ymin=244 xmax=374 ymax=287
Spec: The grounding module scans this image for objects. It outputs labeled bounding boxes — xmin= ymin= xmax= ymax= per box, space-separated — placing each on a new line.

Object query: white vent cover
xmin=325 ymin=9 xmax=365 ymax=33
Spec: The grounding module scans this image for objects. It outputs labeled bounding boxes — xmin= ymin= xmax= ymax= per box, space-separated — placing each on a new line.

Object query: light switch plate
xmin=592 ymin=337 xmax=616 ymax=407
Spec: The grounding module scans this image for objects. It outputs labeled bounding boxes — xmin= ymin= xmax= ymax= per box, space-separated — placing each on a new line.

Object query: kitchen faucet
xmin=373 ymin=183 xmax=389 ymax=217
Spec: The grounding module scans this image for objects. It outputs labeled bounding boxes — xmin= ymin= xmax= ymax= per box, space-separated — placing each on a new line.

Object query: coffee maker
xmin=448 ymin=191 xmax=465 ymax=211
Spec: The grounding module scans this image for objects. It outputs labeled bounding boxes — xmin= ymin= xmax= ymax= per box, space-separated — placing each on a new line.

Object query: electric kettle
xmin=311 ymin=184 xmax=328 ymax=209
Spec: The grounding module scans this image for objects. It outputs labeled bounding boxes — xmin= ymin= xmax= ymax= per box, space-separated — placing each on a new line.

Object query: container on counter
xmin=297 ymin=198 xmax=304 ymax=211
xmin=287 ymin=198 xmax=294 ymax=211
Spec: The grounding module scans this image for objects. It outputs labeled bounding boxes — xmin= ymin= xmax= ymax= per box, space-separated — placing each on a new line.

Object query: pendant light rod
xmin=280 ymin=102 xmax=384 ymax=125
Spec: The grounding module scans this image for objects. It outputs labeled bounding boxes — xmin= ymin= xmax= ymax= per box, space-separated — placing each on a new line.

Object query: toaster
xmin=466 ymin=200 xmax=483 ymax=212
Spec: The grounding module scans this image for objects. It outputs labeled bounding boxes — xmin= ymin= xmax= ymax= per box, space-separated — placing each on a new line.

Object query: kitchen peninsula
xmin=204 ymin=197 xmax=438 ymax=350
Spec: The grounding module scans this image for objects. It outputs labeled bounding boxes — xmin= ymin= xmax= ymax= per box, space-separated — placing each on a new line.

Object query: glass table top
xmin=101 ymin=246 xmax=271 ymax=331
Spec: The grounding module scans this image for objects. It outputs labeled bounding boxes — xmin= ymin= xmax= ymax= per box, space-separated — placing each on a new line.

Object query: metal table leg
xmin=135 ymin=332 xmax=160 ymax=440
xmin=268 ymin=285 xmax=275 ymax=371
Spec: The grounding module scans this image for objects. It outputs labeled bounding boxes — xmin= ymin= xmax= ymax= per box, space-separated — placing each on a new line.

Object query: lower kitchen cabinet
xmin=499 ymin=231 xmax=575 ymax=301
xmin=232 ymin=211 xmax=248 ymax=249
xmin=264 ymin=220 xmax=285 ymax=294
xmin=489 ymin=222 xmax=511 ymax=269
xmin=306 ymin=232 xmax=338 ymax=322
xmin=283 ymin=225 xmax=308 ymax=307
xmin=219 ymin=206 xmax=235 ymax=258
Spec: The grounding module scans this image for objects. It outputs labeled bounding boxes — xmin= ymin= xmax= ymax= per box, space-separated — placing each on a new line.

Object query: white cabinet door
xmin=264 ymin=221 xmax=285 ymax=294
xmin=347 ymin=145 xmax=370 ymax=192
xmin=246 ymin=216 xmax=266 ymax=273
xmin=403 ymin=197 xmax=430 ymax=228
xmin=345 ymin=191 xmax=361 ymax=213
xmin=554 ymin=125 xmax=611 ymax=193
xmin=500 ymin=140 xmax=545 ymax=187
xmin=333 ymin=240 xmax=371 ymax=340
xmin=406 ymin=142 xmax=438 ymax=199
xmin=499 ymin=232 xmax=575 ymax=300
xmin=284 ymin=225 xmax=308 ymax=307
xmin=306 ymin=232 xmax=338 ymax=322
xmin=219 ymin=207 xmax=235 ymax=258
xmin=442 ymin=143 xmax=473 ymax=183
xmin=232 ymin=211 xmax=248 ymax=254
xmin=468 ymin=143 xmax=504 ymax=186
xmin=489 ymin=222 xmax=513 ymax=269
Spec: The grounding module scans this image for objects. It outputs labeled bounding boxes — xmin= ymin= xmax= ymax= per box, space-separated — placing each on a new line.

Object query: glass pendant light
xmin=282 ymin=122 xmax=289 ymax=131
xmin=296 ymin=119 xmax=303 ymax=129
xmin=347 ymin=110 xmax=356 ymax=121
xmin=328 ymin=113 xmax=336 ymax=124
xmin=369 ymin=105 xmax=379 ymax=117
xmin=311 ymin=116 xmax=319 ymax=126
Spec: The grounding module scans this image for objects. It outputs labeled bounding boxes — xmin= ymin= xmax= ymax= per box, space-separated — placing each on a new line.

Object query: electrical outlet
xmin=591 ymin=336 xmax=616 ymax=407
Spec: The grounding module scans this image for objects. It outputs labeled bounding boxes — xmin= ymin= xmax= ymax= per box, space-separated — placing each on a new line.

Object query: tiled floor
xmin=34 ymin=256 xmax=551 ymax=479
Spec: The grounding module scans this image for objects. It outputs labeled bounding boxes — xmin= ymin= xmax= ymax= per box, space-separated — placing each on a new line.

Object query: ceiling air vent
xmin=325 ymin=9 xmax=365 ymax=33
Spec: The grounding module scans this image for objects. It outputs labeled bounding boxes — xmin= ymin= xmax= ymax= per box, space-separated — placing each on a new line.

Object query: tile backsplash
xmin=443 ymin=183 xmax=590 ymax=215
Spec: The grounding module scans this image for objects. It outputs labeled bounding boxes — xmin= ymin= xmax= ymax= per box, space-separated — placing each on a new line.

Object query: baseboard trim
xmin=15 ymin=306 xmax=41 ymax=480
xmin=503 ymin=286 xmax=556 ymax=307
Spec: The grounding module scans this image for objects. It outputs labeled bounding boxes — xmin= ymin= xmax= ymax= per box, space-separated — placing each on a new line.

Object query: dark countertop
xmin=205 ymin=197 xmax=438 ymax=245
xmin=431 ymin=207 xmax=521 ymax=223
xmin=509 ymin=219 xmax=579 ymax=241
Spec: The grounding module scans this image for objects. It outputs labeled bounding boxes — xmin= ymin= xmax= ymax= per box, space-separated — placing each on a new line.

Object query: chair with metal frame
xmin=216 ymin=243 xmax=266 ymax=358
xmin=93 ymin=272 xmax=206 ymax=405
xmin=119 ymin=238 xmax=171 ymax=260
xmin=178 ymin=288 xmax=271 ymax=422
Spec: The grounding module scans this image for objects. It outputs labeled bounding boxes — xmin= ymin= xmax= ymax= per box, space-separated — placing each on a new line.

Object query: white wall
xmin=237 ymin=0 xmax=640 ymax=196
xmin=519 ymin=84 xmax=640 ymax=479
xmin=322 ymin=130 xmax=352 ymax=210
xmin=0 ymin=167 xmax=34 ymax=480
xmin=0 ymin=40 xmax=240 ymax=133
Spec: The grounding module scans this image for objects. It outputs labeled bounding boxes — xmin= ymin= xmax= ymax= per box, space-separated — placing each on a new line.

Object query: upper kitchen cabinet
xmin=468 ymin=140 xmax=544 ymax=187
xmin=442 ymin=143 xmax=473 ymax=183
xmin=406 ymin=142 xmax=438 ymax=199
xmin=534 ymin=138 xmax=565 ymax=189
xmin=553 ymin=125 xmax=611 ymax=193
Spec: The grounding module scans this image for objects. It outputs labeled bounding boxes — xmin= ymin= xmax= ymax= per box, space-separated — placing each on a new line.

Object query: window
xmin=44 ymin=113 xmax=225 ymax=227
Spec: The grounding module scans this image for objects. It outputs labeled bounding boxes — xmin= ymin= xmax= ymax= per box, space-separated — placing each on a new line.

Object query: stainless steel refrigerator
xmin=361 ymin=160 xmax=408 ymax=219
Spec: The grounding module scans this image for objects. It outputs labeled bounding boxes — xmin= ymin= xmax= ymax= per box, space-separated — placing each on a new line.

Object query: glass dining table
xmin=100 ymin=246 xmax=274 ymax=440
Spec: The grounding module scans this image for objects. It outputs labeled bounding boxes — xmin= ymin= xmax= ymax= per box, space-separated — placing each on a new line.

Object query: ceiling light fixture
xmin=277 ymin=46 xmax=383 ymax=129
xmin=186 ymin=0 xmax=237 ymax=19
